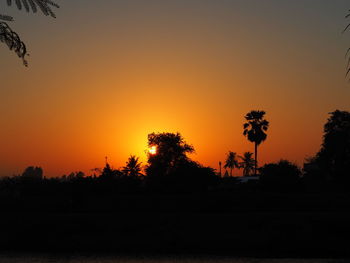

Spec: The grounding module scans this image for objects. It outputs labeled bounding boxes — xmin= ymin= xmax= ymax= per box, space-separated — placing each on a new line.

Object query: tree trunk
xmin=255 ymin=142 xmax=258 ymax=176
xmin=230 ymin=167 xmax=233 ymax=177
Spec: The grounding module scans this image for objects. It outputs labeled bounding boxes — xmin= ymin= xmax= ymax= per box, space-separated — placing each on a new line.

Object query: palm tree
xmin=224 ymin=151 xmax=239 ymax=177
xmin=1 ymin=0 xmax=59 ymax=66
xmin=122 ymin=155 xmax=143 ymax=177
xmin=243 ymin=110 xmax=269 ymax=176
xmin=239 ymin=152 xmax=256 ymax=177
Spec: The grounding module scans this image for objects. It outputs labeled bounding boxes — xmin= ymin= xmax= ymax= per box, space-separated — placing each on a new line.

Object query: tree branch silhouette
xmin=344 ymin=9 xmax=350 ymax=77
xmin=0 ymin=21 xmax=27 ymax=65
xmin=0 ymin=0 xmax=59 ymax=66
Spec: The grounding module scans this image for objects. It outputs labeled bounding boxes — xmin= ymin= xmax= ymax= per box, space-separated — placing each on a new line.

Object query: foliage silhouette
xmin=224 ymin=151 xmax=239 ymax=177
xmin=5 ymin=0 xmax=59 ymax=18
xmin=0 ymin=21 xmax=27 ymax=65
xmin=66 ymin=171 xmax=86 ymax=181
xmin=344 ymin=9 xmax=350 ymax=77
xmin=260 ymin=160 xmax=301 ymax=192
xmin=145 ymin=132 xmax=218 ymax=192
xmin=146 ymin=132 xmax=194 ymax=177
xmin=314 ymin=110 xmax=350 ymax=184
xmin=239 ymin=152 xmax=256 ymax=177
xmin=21 ymin=166 xmax=43 ymax=180
xmin=0 ymin=0 xmax=59 ymax=65
xmin=100 ymin=162 xmax=122 ymax=181
xmin=122 ymin=155 xmax=143 ymax=177
xmin=243 ymin=110 xmax=269 ymax=176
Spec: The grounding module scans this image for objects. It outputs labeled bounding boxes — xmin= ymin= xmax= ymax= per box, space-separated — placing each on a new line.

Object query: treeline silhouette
xmin=0 ymin=110 xmax=349 ymax=213
xmin=0 ymin=110 xmax=350 ymax=257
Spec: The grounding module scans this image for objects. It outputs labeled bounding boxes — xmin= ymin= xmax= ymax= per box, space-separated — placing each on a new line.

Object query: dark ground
xmin=0 ymin=192 xmax=349 ymax=258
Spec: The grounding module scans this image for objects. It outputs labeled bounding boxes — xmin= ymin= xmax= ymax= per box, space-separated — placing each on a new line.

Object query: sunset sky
xmin=1 ymin=0 xmax=350 ymax=177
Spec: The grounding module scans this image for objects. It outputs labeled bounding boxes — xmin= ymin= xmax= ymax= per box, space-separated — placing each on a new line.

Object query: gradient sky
xmin=1 ymin=0 xmax=350 ymax=177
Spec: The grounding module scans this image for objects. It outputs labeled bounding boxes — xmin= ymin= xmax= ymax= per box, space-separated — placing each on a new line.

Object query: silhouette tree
xmin=100 ymin=162 xmax=122 ymax=180
xmin=67 ymin=171 xmax=85 ymax=181
xmin=21 ymin=166 xmax=43 ymax=180
xmin=315 ymin=110 xmax=350 ymax=183
xmin=224 ymin=151 xmax=239 ymax=177
xmin=0 ymin=0 xmax=59 ymax=65
xmin=239 ymin=152 xmax=256 ymax=177
xmin=260 ymin=160 xmax=301 ymax=192
xmin=122 ymin=155 xmax=143 ymax=177
xmin=146 ymin=132 xmax=194 ymax=177
xmin=243 ymin=110 xmax=269 ymax=176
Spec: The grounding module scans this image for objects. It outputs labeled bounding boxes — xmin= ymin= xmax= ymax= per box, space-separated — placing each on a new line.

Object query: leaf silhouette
xmin=0 ymin=22 xmax=28 ymax=66
xmin=6 ymin=0 xmax=59 ymax=18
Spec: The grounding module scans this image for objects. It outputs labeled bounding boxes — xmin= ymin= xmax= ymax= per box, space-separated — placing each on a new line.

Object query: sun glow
xmin=149 ymin=146 xmax=157 ymax=155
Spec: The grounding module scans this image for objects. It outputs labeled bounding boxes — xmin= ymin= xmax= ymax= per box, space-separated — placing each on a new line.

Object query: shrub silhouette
xmin=260 ymin=160 xmax=301 ymax=192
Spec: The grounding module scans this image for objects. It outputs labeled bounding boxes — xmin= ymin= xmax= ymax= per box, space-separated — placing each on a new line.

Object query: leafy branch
xmin=0 ymin=21 xmax=27 ymax=65
xmin=0 ymin=0 xmax=59 ymax=66
xmin=344 ymin=9 xmax=350 ymax=77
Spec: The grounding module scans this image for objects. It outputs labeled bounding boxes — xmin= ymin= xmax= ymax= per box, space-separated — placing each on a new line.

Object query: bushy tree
xmin=21 ymin=166 xmax=43 ymax=180
xmin=146 ymin=132 xmax=194 ymax=177
xmin=145 ymin=132 xmax=217 ymax=191
xmin=169 ymin=160 xmax=217 ymax=192
xmin=315 ymin=110 xmax=350 ymax=183
xmin=260 ymin=160 xmax=301 ymax=192
xmin=100 ymin=162 xmax=122 ymax=181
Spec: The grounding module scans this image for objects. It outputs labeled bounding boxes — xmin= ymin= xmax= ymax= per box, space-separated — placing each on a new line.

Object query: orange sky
xmin=1 ymin=0 xmax=350 ymax=177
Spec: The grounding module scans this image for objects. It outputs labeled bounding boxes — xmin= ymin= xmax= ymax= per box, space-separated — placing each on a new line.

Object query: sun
xmin=149 ymin=146 xmax=157 ymax=155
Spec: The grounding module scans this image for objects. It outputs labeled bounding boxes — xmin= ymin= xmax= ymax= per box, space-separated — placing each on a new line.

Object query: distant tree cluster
xmin=222 ymin=151 xmax=255 ymax=177
xmin=0 ymin=109 xmax=349 ymax=213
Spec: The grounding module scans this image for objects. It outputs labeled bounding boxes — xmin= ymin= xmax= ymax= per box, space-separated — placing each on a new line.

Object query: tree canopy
xmin=146 ymin=132 xmax=194 ymax=177
xmin=315 ymin=110 xmax=350 ymax=182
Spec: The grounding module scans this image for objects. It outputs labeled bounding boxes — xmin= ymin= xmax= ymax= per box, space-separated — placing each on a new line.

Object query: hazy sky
xmin=1 ymin=0 xmax=350 ymax=177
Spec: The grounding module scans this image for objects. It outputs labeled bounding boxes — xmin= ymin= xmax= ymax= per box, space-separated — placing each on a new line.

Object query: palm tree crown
xmin=243 ymin=110 xmax=269 ymax=145
xmin=239 ymin=152 xmax=256 ymax=177
xmin=224 ymin=151 xmax=239 ymax=177
xmin=122 ymin=155 xmax=143 ymax=177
